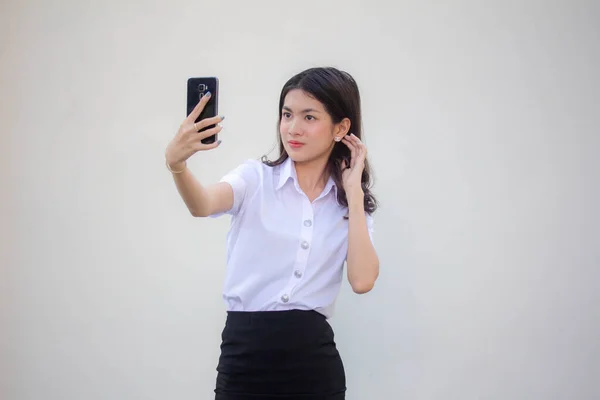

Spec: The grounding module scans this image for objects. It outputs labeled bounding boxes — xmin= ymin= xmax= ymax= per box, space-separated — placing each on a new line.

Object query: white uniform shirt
xmin=210 ymin=157 xmax=374 ymax=318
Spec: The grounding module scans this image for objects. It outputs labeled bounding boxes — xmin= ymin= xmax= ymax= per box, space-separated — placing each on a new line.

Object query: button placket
xmin=279 ymin=198 xmax=313 ymax=304
xmin=296 ymin=198 xmax=313 ymax=272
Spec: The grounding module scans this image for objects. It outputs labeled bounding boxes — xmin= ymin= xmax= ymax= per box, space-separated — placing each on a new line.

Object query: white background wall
xmin=2 ymin=1 xmax=599 ymax=399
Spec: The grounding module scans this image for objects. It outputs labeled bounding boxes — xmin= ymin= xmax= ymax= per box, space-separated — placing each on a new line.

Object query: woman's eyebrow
xmin=282 ymin=106 xmax=322 ymax=113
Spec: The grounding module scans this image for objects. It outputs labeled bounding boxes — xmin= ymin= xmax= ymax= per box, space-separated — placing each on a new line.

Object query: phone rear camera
xmin=197 ymin=84 xmax=207 ymax=92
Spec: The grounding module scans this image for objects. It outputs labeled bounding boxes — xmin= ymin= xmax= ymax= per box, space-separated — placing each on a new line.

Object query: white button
xmin=281 ymin=294 xmax=289 ymax=303
xmin=304 ymin=220 xmax=312 ymax=227
xmin=294 ymin=270 xmax=302 ymax=278
xmin=301 ymin=241 xmax=309 ymax=249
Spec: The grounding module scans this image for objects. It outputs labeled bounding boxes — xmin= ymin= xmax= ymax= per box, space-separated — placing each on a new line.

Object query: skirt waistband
xmin=225 ymin=309 xmax=326 ymax=325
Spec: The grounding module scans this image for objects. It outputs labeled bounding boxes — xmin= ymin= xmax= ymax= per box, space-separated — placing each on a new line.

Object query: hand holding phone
xmin=164 ymin=77 xmax=223 ymax=171
xmin=187 ymin=77 xmax=219 ymax=144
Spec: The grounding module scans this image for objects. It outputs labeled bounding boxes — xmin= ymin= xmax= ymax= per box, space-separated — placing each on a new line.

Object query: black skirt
xmin=215 ymin=309 xmax=346 ymax=399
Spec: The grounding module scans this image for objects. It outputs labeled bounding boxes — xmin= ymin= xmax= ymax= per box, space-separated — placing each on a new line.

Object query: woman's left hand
xmin=341 ymin=133 xmax=367 ymax=196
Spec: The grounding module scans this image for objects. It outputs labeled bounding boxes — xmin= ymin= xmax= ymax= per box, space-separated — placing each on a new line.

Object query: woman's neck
xmin=293 ymin=156 xmax=330 ymax=198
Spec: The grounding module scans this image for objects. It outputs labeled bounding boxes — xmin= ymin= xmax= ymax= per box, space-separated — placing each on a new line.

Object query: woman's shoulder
xmin=226 ymin=158 xmax=281 ymax=185
xmin=237 ymin=157 xmax=284 ymax=173
xmin=234 ymin=158 xmax=273 ymax=174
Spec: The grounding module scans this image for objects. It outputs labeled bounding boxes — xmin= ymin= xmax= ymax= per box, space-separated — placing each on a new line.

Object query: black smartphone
xmin=187 ymin=77 xmax=219 ymax=144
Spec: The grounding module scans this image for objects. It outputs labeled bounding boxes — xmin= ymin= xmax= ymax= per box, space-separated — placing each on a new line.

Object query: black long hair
xmin=262 ymin=67 xmax=378 ymax=215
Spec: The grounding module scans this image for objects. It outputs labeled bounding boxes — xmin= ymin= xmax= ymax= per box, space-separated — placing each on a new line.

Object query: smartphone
xmin=187 ymin=77 xmax=219 ymax=144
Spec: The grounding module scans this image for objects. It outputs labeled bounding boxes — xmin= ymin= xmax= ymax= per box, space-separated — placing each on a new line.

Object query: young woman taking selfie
xmin=165 ymin=67 xmax=380 ymax=399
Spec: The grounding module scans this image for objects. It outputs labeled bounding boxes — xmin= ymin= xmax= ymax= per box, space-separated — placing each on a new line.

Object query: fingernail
xmin=221 ymin=115 xmax=225 ymax=120
xmin=206 ymin=91 xmax=211 ymax=97
xmin=217 ymin=140 xmax=222 ymax=145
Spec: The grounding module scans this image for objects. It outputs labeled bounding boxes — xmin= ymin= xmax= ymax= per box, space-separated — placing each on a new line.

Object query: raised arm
xmin=165 ymin=92 xmax=230 ymax=217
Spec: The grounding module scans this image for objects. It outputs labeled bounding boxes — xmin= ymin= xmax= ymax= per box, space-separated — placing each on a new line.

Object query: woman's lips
xmin=288 ymin=141 xmax=305 ymax=148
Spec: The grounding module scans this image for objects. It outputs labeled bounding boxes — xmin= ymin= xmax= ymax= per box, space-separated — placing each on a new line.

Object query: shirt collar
xmin=276 ymin=156 xmax=295 ymax=191
xmin=276 ymin=157 xmax=339 ymax=203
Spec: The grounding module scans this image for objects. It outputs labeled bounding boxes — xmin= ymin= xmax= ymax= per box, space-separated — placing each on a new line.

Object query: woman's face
xmin=280 ymin=89 xmax=344 ymax=164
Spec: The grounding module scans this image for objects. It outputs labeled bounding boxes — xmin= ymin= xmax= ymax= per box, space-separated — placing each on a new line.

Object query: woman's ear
xmin=334 ymin=118 xmax=351 ymax=139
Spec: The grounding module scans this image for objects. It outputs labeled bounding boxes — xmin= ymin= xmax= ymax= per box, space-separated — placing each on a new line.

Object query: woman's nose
xmin=288 ymin=119 xmax=303 ymax=136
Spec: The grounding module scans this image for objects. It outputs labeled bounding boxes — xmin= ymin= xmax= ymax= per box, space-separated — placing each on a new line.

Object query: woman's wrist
xmin=346 ymin=187 xmax=365 ymax=208
xmin=166 ymin=159 xmax=187 ymax=174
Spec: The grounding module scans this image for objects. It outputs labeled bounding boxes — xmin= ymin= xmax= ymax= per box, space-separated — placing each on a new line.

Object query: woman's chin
xmin=287 ymin=150 xmax=310 ymax=163
xmin=285 ymin=146 xmax=304 ymax=159
xmin=288 ymin=154 xmax=304 ymax=163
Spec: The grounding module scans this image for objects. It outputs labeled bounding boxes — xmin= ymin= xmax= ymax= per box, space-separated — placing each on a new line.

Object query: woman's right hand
xmin=165 ymin=92 xmax=224 ymax=171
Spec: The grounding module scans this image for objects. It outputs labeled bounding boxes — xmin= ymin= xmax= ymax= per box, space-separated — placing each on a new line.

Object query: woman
xmin=165 ymin=67 xmax=380 ymax=399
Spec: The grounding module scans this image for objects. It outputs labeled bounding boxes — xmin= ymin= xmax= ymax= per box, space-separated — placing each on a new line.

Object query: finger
xmin=349 ymin=133 xmax=365 ymax=148
xmin=349 ymin=134 xmax=364 ymax=151
xmin=349 ymin=135 xmax=363 ymax=154
xmin=197 ymin=124 xmax=223 ymax=141
xmin=349 ymin=133 xmax=361 ymax=142
xmin=192 ymin=115 xmax=225 ymax=133
xmin=342 ymin=136 xmax=356 ymax=150
xmin=350 ymin=134 xmax=367 ymax=161
xmin=341 ymin=136 xmax=355 ymax=155
xmin=357 ymin=147 xmax=365 ymax=166
xmin=343 ymin=137 xmax=357 ymax=168
xmin=186 ymin=91 xmax=212 ymax=123
xmin=182 ymin=121 xmax=200 ymax=135
xmin=193 ymin=138 xmax=222 ymax=152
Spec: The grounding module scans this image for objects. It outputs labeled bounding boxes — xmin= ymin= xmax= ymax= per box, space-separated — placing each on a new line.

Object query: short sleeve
xmin=366 ymin=212 xmax=375 ymax=244
xmin=209 ymin=159 xmax=261 ymax=218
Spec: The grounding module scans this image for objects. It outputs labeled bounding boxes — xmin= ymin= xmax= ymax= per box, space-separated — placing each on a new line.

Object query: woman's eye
xmin=306 ymin=115 xmax=315 ymax=121
xmin=282 ymin=112 xmax=291 ymax=119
